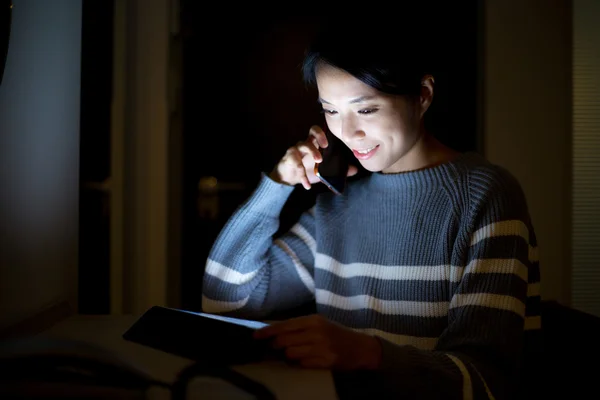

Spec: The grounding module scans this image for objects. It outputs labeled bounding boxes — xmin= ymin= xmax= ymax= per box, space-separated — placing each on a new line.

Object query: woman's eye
xmin=321 ymin=109 xmax=338 ymax=115
xmin=359 ymin=108 xmax=379 ymax=115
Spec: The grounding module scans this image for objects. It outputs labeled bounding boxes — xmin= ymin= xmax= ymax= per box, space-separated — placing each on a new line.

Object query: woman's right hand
xmin=269 ymin=125 xmax=330 ymax=190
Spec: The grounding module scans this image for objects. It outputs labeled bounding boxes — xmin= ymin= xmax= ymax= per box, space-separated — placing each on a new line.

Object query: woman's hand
xmin=254 ymin=314 xmax=382 ymax=370
xmin=269 ymin=125 xmax=357 ymax=190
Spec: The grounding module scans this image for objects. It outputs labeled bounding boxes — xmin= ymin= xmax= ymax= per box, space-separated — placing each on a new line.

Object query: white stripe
xmin=317 ymin=254 xmax=528 ymax=283
xmin=471 ymin=221 xmax=539 ymax=263
xmin=201 ymin=294 xmax=249 ymax=313
xmin=527 ymin=282 xmax=541 ymax=297
xmin=446 ymin=354 xmax=473 ymax=400
xmin=524 ymin=315 xmax=541 ymax=330
xmin=316 ymin=289 xmax=449 ymax=317
xmin=316 ymin=253 xmax=464 ymax=282
xmin=290 ymin=223 xmax=317 ymax=255
xmin=450 ymin=293 xmax=526 ymax=317
xmin=354 ymin=328 xmax=438 ymax=350
xmin=274 ymin=239 xmax=315 ymax=294
xmin=466 ymin=258 xmax=528 ymax=282
xmin=471 ymin=220 xmax=529 ymax=246
xmin=205 ymin=259 xmax=260 ymax=285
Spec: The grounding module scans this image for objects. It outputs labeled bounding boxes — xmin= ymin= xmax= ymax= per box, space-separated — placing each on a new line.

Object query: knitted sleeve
xmin=201 ymin=173 xmax=317 ymax=319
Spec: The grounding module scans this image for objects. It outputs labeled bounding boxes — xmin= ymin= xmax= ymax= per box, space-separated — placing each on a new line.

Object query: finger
xmin=309 ymin=125 xmax=328 ymax=148
xmin=282 ymin=146 xmax=302 ymax=168
xmin=284 ymin=345 xmax=315 ymax=360
xmin=286 ymin=147 xmax=311 ymax=189
xmin=299 ymin=357 xmax=333 ymax=369
xmin=272 ymin=331 xmax=320 ymax=349
xmin=346 ymin=165 xmax=358 ymax=177
xmin=311 ymin=137 xmax=320 ymax=150
xmin=301 ymin=175 xmax=312 ymax=190
xmin=305 ymin=164 xmax=321 ymax=186
xmin=297 ymin=141 xmax=322 ymax=164
xmin=254 ymin=315 xmax=321 ymax=339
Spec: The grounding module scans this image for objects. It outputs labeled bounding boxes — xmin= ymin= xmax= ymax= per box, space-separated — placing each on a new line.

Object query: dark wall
xmin=0 ymin=0 xmax=82 ymax=328
xmin=179 ymin=8 xmax=481 ymax=309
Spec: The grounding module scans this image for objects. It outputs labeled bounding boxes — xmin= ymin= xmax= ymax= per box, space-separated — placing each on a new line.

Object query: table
xmin=34 ymin=314 xmax=338 ymax=400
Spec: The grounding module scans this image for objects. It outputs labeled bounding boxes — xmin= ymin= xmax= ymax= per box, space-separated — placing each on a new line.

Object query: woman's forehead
xmin=316 ymin=64 xmax=380 ymax=101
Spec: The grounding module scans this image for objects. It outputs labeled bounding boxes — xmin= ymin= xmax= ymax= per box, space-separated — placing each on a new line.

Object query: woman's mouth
xmin=352 ymin=145 xmax=380 ymax=160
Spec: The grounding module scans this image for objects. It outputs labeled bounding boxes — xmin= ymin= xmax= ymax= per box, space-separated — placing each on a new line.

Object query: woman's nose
xmin=341 ymin=122 xmax=366 ymax=142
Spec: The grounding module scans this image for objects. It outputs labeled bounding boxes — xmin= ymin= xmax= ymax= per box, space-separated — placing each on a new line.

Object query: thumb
xmin=346 ymin=165 xmax=358 ymax=177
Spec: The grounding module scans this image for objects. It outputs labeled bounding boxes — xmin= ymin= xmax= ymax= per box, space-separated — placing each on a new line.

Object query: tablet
xmin=122 ymin=306 xmax=278 ymax=366
xmin=177 ymin=309 xmax=268 ymax=330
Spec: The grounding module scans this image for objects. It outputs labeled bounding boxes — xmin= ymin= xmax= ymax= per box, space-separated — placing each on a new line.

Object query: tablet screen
xmin=122 ymin=306 xmax=275 ymax=365
xmin=175 ymin=309 xmax=269 ymax=330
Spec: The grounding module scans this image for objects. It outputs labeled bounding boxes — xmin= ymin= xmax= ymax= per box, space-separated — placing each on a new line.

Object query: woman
xmin=201 ymin=21 xmax=541 ymax=399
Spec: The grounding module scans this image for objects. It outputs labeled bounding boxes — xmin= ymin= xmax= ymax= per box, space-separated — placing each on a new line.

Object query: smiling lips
xmin=352 ymin=145 xmax=380 ymax=160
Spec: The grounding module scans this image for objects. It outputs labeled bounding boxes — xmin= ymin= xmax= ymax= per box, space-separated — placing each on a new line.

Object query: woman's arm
xmin=201 ymin=173 xmax=318 ymax=319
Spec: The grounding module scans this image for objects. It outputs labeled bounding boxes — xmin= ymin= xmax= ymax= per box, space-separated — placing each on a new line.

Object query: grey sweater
xmin=202 ymin=152 xmax=541 ymax=399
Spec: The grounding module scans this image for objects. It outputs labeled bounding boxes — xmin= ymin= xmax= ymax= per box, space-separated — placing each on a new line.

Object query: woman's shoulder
xmin=449 ymin=152 xmax=532 ymax=222
xmin=449 ymin=152 xmax=526 ymax=195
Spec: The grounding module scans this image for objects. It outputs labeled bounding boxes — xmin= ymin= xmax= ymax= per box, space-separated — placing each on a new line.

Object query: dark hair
xmin=301 ymin=19 xmax=436 ymax=97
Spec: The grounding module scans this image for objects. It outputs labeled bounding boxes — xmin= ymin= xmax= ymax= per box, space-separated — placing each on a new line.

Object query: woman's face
xmin=315 ymin=63 xmax=431 ymax=173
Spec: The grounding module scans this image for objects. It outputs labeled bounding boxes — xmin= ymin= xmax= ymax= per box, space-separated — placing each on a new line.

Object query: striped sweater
xmin=201 ymin=152 xmax=541 ymax=399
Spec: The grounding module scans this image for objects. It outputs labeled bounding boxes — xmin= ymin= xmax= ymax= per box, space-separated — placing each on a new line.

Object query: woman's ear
xmin=419 ymin=75 xmax=435 ymax=118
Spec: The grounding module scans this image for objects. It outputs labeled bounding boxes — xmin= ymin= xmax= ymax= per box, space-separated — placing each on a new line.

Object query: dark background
xmin=78 ymin=0 xmax=114 ymax=314
xmin=77 ymin=5 xmax=481 ymax=312
xmin=177 ymin=7 xmax=481 ymax=310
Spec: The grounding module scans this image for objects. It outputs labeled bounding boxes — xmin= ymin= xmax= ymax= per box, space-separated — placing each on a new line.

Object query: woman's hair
xmin=301 ymin=19 xmax=436 ymax=98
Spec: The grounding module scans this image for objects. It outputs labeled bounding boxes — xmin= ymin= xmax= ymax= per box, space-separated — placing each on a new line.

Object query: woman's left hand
xmin=254 ymin=314 xmax=382 ymax=370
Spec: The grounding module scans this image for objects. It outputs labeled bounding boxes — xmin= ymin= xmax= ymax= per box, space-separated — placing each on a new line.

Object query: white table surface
xmin=36 ymin=314 xmax=338 ymax=400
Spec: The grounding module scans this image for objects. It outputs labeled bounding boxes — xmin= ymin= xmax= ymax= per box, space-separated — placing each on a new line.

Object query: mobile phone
xmin=314 ymin=128 xmax=351 ymax=195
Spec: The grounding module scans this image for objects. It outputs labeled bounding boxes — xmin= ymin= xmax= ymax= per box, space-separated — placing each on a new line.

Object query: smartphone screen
xmin=314 ymin=128 xmax=351 ymax=195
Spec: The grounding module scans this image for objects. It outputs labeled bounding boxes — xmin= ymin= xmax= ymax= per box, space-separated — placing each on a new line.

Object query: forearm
xmin=369 ymin=338 xmax=505 ymax=400
xmin=202 ymin=173 xmax=316 ymax=318
xmin=353 ymin=289 xmax=526 ymax=399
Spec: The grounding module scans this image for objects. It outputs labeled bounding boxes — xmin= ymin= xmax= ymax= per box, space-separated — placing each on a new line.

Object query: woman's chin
xmin=358 ymin=159 xmax=385 ymax=173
